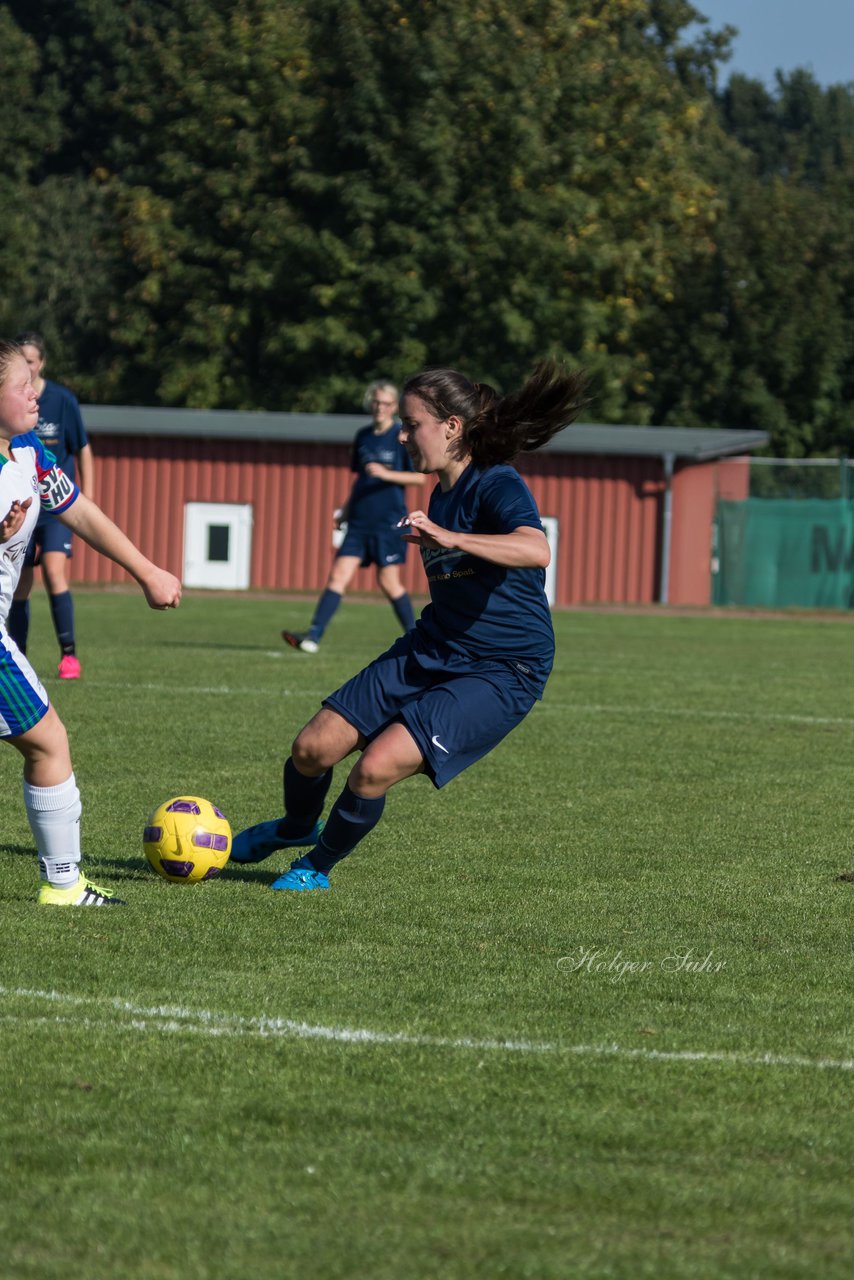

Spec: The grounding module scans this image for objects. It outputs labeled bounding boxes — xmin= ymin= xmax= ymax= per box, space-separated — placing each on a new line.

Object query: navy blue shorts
xmin=323 ymin=630 xmax=538 ymax=788
xmin=25 ymin=517 xmax=73 ymax=567
xmin=337 ymin=524 xmax=407 ymax=569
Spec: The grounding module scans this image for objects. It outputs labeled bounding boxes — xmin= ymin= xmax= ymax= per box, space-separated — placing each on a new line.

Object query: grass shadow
xmin=94 ymin=851 xmax=282 ymax=887
xmin=0 ymin=843 xmax=37 ymax=859
xmin=221 ymin=865 xmax=283 ymax=887
xmin=94 ymin=855 xmax=150 ymax=878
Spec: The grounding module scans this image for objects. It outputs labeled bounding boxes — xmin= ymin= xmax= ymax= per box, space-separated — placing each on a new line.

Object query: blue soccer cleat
xmin=271 ymin=862 xmax=330 ymax=892
xmin=230 ymin=818 xmax=325 ymax=865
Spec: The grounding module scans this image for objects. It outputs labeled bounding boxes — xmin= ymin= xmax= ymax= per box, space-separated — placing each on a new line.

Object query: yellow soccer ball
xmin=143 ymin=796 xmax=232 ymax=884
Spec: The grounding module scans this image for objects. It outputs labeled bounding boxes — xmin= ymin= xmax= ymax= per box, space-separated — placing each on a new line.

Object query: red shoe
xmin=58 ymin=655 xmax=82 ymax=680
xmin=281 ymin=630 xmax=319 ymax=653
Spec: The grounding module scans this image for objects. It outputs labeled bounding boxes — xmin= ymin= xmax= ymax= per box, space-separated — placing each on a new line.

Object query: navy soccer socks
xmin=308 ymin=589 xmax=342 ymax=642
xmin=297 ymin=783 xmax=386 ymax=876
xmin=281 ymin=758 xmax=332 ymax=837
xmin=391 ymin=591 xmax=415 ymax=631
xmin=50 ymin=590 xmax=76 ymax=654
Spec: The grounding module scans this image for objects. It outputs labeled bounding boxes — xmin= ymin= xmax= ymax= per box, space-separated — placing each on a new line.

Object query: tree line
xmin=3 ymin=0 xmax=853 ymax=455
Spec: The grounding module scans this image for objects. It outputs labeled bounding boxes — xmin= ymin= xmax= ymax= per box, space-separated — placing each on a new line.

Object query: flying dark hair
xmin=14 ymin=330 xmax=46 ymax=360
xmin=401 ymin=360 xmax=588 ymax=468
xmin=0 ymin=339 xmax=25 ymax=387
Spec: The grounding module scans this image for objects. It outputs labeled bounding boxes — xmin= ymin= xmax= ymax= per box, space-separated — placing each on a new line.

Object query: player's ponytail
xmin=402 ymin=360 xmax=588 ymax=468
xmin=486 ymin=360 xmax=589 ymax=464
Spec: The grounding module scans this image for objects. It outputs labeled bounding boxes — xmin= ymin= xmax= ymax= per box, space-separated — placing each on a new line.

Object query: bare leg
xmin=292 ymin=706 xmax=365 ymax=774
xmin=346 ymin=721 xmax=425 ymax=797
xmin=5 ymin=708 xmax=121 ymax=903
xmin=325 ymin=555 xmax=362 ymax=595
xmin=40 ymin=549 xmax=71 ymax=597
xmin=7 ymin=704 xmax=72 ymax=786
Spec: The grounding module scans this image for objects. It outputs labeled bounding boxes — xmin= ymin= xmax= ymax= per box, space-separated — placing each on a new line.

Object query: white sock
xmin=24 ymin=773 xmax=82 ymax=887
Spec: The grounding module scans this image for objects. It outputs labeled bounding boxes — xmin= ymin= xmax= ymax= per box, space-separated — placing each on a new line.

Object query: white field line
xmin=2 ymin=986 xmax=852 ymax=1073
xmin=95 ymin=680 xmax=854 ymax=727
xmin=541 ymin=702 xmax=854 ymax=728
xmin=95 ymin=680 xmax=327 ymax=698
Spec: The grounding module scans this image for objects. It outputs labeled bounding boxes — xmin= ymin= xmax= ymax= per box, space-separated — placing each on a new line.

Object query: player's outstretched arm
xmin=59 ymin=493 xmax=182 ymax=609
xmin=365 ymin=462 xmax=426 ymax=486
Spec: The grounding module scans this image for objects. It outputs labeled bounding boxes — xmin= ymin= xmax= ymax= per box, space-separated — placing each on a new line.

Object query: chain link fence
xmin=748 ymin=457 xmax=854 ymax=500
xmin=714 ymin=458 xmax=854 ymax=607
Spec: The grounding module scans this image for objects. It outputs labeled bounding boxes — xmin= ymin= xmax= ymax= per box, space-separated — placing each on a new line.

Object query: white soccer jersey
xmin=0 ymin=432 xmax=79 ymax=625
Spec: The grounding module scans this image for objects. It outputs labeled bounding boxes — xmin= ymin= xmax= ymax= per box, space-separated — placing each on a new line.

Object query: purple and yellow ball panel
xmin=143 ymin=795 xmax=232 ymax=884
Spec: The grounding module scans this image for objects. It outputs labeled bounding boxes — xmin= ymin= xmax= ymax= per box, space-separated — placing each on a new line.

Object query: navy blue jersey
xmin=32 ymin=380 xmax=88 ymax=483
xmin=416 ymin=463 xmax=555 ymax=698
xmin=348 ymin=422 xmax=415 ymax=529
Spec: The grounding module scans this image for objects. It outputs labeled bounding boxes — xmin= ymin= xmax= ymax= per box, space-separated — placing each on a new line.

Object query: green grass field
xmin=2 ymin=591 xmax=853 ymax=1279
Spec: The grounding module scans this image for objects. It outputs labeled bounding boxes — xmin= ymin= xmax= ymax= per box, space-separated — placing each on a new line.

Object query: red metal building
xmin=73 ymin=407 xmax=765 ymax=607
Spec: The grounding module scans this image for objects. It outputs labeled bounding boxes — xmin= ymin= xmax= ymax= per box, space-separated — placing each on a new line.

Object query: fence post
xmin=659 ymin=451 xmax=675 ymax=605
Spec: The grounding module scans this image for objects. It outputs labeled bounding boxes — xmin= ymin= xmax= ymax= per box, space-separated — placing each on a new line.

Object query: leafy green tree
xmin=721 ymin=68 xmax=854 ymax=186
xmin=4 ymin=0 xmax=314 ymax=403
xmin=256 ymin=0 xmax=730 ymax=415
xmin=642 ymin=165 xmax=854 ymax=453
xmin=7 ymin=0 xmax=734 ymax=414
xmin=0 ymin=10 xmax=64 ymax=338
xmin=15 ymin=0 xmax=852 ymax=445
xmin=2 ymin=1 xmax=128 ymax=383
xmin=646 ymin=66 xmax=854 ymax=453
xmin=100 ymin=0 xmax=317 ymax=406
xmin=645 ymin=0 xmax=737 ymax=80
xmin=12 ymin=175 xmax=124 ymax=391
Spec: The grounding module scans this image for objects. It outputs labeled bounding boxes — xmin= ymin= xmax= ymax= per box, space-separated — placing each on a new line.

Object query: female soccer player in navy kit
xmin=0 ymin=340 xmax=182 ymax=905
xmin=233 ymin=360 xmax=586 ymax=890
xmin=282 ymin=381 xmax=424 ymax=652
